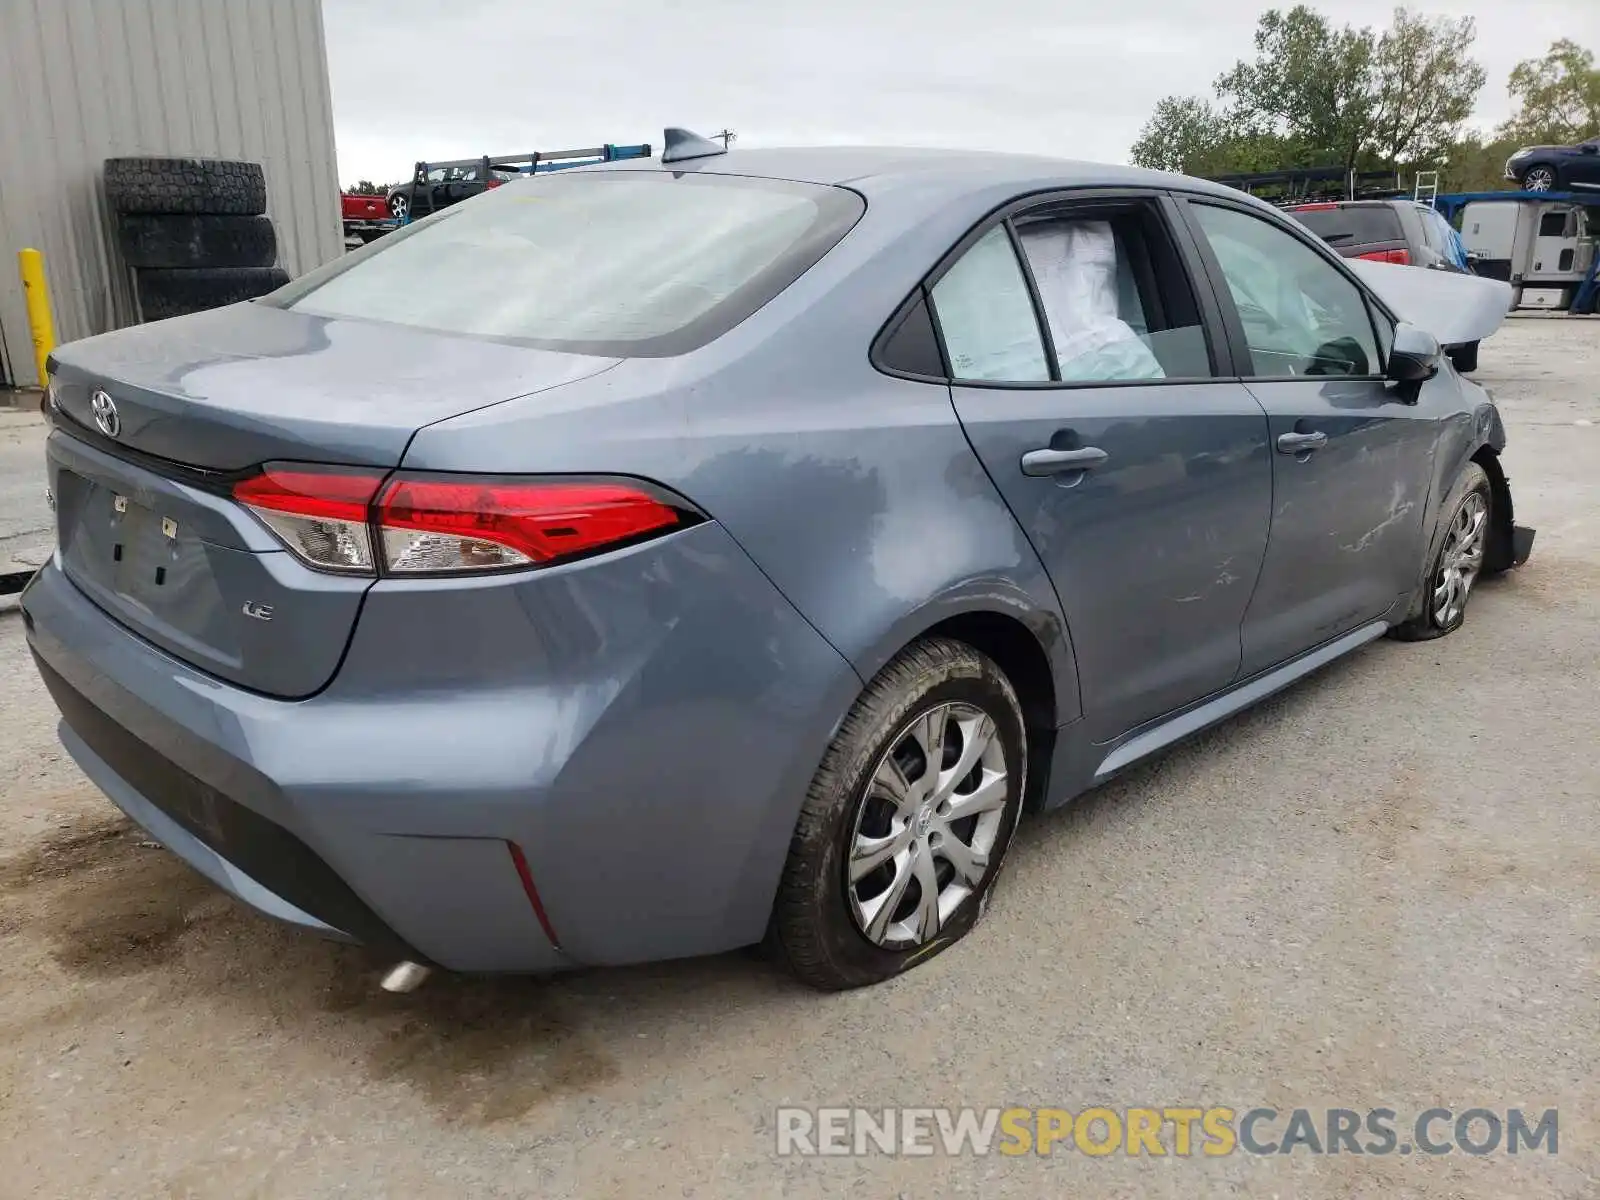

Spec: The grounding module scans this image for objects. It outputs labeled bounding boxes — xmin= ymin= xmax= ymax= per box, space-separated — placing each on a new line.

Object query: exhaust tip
xmin=379 ymin=961 xmax=432 ymax=994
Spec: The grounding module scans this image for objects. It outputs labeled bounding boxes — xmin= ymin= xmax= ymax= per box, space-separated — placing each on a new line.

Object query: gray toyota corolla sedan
xmin=24 ymin=136 xmax=1534 ymax=990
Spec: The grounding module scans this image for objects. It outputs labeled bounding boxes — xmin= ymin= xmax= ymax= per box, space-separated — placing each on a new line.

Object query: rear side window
xmin=269 ymin=173 xmax=864 ymax=356
xmin=929 ymin=226 xmax=1051 ymax=382
xmin=1290 ymin=205 xmax=1404 ymax=248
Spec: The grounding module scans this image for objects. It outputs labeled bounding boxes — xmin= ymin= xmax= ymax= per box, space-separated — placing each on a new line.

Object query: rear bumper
xmin=21 ymin=520 xmax=860 ymax=973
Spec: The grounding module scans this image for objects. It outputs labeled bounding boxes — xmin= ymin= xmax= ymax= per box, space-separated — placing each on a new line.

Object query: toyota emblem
xmin=90 ymin=389 xmax=120 ymax=438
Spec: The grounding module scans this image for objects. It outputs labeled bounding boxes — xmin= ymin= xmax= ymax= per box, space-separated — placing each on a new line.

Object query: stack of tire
xmin=104 ymin=157 xmax=290 ymax=322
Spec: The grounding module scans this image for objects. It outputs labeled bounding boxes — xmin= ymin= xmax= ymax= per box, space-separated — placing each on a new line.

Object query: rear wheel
xmin=770 ymin=638 xmax=1027 ymax=990
xmin=1391 ymin=462 xmax=1491 ymax=641
xmin=388 ymin=193 xmax=409 ymax=220
xmin=1520 ymin=166 xmax=1556 ymax=192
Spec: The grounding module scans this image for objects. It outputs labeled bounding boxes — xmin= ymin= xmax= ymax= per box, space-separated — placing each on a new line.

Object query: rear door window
xmin=269 ymin=173 xmax=865 ymax=357
xmin=1013 ymin=203 xmax=1213 ymax=381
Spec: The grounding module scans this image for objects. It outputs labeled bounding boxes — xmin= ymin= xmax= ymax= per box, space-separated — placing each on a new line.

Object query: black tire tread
xmin=135 ymin=266 xmax=290 ymax=322
xmin=105 ymin=157 xmax=268 ymax=216
xmin=118 ymin=214 xmax=277 ymax=269
xmin=770 ymin=637 xmax=1022 ymax=990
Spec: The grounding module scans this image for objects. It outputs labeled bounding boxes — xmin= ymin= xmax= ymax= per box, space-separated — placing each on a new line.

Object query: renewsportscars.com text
xmin=776 ymin=1106 xmax=1558 ymax=1158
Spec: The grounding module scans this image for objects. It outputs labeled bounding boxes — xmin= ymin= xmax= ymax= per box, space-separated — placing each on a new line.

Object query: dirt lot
xmin=1 ymin=320 xmax=1596 ymax=1198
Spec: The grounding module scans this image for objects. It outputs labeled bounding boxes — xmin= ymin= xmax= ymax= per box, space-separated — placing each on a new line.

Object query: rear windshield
xmin=1290 ymin=205 xmax=1404 ymax=247
xmin=267 ymin=172 xmax=864 ymax=356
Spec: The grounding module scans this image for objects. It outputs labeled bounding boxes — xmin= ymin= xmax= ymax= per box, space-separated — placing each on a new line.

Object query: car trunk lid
xmin=48 ymin=303 xmax=619 ymax=470
xmin=45 ymin=303 xmax=619 ymax=697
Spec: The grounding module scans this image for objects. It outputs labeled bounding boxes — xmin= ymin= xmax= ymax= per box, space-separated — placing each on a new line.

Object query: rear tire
xmin=1448 ymin=341 xmax=1480 ymax=373
xmin=117 ymin=214 xmax=277 ymax=269
xmin=104 ymin=157 xmax=268 ymax=216
xmin=1390 ymin=462 xmax=1492 ymax=641
xmin=770 ymin=638 xmax=1027 ymax=990
xmin=135 ymin=266 xmax=290 ymax=321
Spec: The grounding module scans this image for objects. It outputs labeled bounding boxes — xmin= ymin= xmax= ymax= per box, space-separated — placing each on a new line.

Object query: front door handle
xmin=1020 ymin=446 xmax=1109 ymax=477
xmin=1276 ymin=430 xmax=1328 ymax=454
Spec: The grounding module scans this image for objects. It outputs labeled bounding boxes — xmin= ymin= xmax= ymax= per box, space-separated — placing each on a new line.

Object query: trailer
xmin=390 ymin=143 xmax=653 ymax=224
xmin=1206 ymin=165 xmax=1406 ymax=207
xmin=1433 ymin=191 xmax=1600 ymax=315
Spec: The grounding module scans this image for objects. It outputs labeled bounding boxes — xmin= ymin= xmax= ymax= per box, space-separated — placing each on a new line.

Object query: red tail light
xmin=234 ymin=466 xmax=383 ymax=573
xmin=1357 ymin=248 xmax=1411 ymax=265
xmin=377 ymin=477 xmax=684 ymax=574
xmin=232 ymin=465 xmax=695 ymax=576
xmin=1290 ymin=202 xmax=1339 ymax=211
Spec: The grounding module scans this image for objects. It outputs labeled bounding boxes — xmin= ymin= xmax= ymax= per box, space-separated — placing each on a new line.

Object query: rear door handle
xmin=1276 ymin=431 xmax=1328 ymax=454
xmin=1020 ymin=446 xmax=1109 ymax=477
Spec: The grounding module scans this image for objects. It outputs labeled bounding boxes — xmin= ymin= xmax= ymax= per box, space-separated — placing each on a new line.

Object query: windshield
xmin=1290 ymin=205 xmax=1403 ymax=247
xmin=269 ymin=172 xmax=864 ymax=356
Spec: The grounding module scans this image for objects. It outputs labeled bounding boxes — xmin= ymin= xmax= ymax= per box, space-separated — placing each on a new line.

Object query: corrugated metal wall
xmin=0 ymin=0 xmax=343 ymax=386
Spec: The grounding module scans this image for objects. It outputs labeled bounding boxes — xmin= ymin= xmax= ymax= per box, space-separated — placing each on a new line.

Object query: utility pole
xmin=712 ymin=129 xmax=737 ymax=149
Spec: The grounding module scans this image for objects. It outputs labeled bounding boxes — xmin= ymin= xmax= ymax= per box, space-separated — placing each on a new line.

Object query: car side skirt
xmin=1043 ymin=619 xmax=1390 ymax=806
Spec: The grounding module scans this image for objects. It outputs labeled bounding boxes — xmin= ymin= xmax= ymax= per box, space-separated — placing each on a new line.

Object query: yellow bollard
xmin=18 ymin=248 xmax=57 ymax=388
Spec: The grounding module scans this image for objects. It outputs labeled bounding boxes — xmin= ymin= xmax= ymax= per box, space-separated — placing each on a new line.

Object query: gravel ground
xmin=0 ymin=320 xmax=1596 ymax=1198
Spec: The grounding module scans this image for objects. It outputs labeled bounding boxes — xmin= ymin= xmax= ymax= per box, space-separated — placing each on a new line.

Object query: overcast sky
xmin=324 ymin=0 xmax=1595 ymax=185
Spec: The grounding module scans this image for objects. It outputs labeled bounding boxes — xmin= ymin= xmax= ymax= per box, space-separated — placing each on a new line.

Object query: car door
xmin=931 ymin=192 xmax=1274 ymax=744
xmin=1568 ymin=139 xmax=1600 ymax=190
xmin=1416 ymin=207 xmax=1471 ymax=273
xmin=447 ymin=165 xmax=483 ymax=205
xmin=1179 ymin=197 xmax=1440 ymax=676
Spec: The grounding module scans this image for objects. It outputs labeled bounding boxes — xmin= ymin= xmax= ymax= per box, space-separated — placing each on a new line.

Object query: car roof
xmin=587 ymin=145 xmax=1257 ymax=205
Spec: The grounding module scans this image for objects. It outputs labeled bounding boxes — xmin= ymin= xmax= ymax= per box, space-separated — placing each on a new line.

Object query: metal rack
xmin=399 ymin=143 xmax=653 ymax=224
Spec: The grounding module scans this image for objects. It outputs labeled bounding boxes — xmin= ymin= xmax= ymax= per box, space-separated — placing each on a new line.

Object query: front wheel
xmin=770 ymin=638 xmax=1027 ymax=990
xmin=1391 ymin=462 xmax=1492 ymax=641
xmin=1521 ymin=166 xmax=1556 ymax=192
xmin=388 ymin=193 xmax=409 ymax=220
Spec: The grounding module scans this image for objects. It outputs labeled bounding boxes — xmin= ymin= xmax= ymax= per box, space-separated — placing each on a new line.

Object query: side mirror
xmin=1387 ymin=323 xmax=1440 ymax=384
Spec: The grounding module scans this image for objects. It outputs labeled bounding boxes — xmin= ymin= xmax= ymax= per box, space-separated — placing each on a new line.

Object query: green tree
xmin=1130 ymin=5 xmax=1486 ymax=177
xmin=1214 ymin=6 xmax=1379 ymax=171
xmin=1367 ymin=8 xmax=1486 ymax=165
xmin=348 ymin=180 xmax=389 ymax=195
xmin=1131 ymin=98 xmax=1232 ymax=173
xmin=1436 ymin=131 xmax=1523 ymax=192
xmin=1499 ymin=39 xmax=1600 ymax=144
xmin=1130 ymin=96 xmax=1310 ymax=176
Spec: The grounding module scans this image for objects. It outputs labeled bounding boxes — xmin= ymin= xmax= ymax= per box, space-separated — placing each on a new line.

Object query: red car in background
xmin=340 ymin=192 xmax=394 ymax=245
